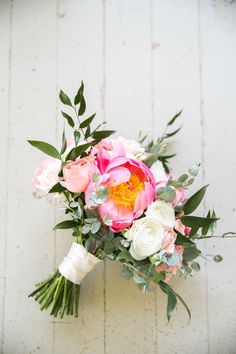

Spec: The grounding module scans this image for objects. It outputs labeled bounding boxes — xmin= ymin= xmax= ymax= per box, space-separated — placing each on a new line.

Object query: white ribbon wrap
xmin=58 ymin=242 xmax=101 ymax=284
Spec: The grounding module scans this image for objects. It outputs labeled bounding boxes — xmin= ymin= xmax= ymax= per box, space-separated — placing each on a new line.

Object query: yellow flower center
xmin=108 ymin=173 xmax=144 ymax=210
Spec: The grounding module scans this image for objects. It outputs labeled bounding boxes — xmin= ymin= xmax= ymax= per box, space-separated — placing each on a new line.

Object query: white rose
xmin=126 ymin=217 xmax=165 ymax=260
xmin=32 ymin=157 xmax=61 ymax=193
xmin=145 ymin=200 xmax=176 ymax=228
xmin=150 ymin=160 xmax=167 ymax=183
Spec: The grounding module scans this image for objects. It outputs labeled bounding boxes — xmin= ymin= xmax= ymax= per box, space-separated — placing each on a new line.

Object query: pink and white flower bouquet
xmin=28 ymin=83 xmax=235 ymax=321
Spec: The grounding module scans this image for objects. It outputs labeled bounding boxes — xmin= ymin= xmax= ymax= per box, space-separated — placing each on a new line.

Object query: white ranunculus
xmin=117 ymin=136 xmax=145 ymax=159
xmin=150 ymin=160 xmax=167 ymax=183
xmin=145 ymin=200 xmax=176 ymax=228
xmin=126 ymin=217 xmax=165 ymax=260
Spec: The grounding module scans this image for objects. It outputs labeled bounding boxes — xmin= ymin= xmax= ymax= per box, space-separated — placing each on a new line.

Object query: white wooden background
xmin=1 ymin=1 xmax=236 ymax=353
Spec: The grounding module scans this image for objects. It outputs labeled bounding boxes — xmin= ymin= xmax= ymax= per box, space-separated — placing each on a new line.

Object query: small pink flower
xmin=32 ymin=157 xmax=61 ymax=193
xmin=175 ymin=219 xmax=191 ymax=235
xmin=156 ymin=245 xmax=184 ymax=283
xmin=85 ymin=157 xmax=156 ymax=232
xmin=60 ymin=156 xmax=97 ymax=193
xmin=162 ymin=227 xmax=176 ymax=254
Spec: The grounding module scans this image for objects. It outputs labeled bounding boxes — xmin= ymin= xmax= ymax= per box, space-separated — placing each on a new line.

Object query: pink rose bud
xmin=60 ymin=156 xmax=97 ymax=193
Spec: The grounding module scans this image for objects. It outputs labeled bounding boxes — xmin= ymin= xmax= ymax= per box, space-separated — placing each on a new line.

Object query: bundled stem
xmin=29 ymin=270 xmax=80 ymax=318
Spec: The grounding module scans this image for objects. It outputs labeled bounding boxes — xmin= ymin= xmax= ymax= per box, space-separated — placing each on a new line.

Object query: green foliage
xmin=28 ymin=140 xmax=61 ymax=160
xmin=92 ymin=130 xmax=115 ymax=140
xmin=61 ymin=111 xmax=75 ymax=128
xmin=183 ymin=185 xmax=209 ymax=215
xmin=80 ymin=114 xmax=96 ymax=128
xmin=48 ymin=182 xmax=66 ymax=194
xmin=156 ymin=186 xmax=176 ymax=202
xmin=53 ymin=220 xmax=79 ymax=230
xmin=59 ymin=90 xmax=72 ymax=106
xmin=66 ymin=142 xmax=92 ymax=161
xmin=181 ymin=215 xmax=219 ymax=228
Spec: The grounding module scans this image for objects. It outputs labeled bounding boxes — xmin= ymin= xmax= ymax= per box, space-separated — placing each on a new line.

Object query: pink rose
xmin=85 ymin=157 xmax=156 ymax=232
xmin=162 ymin=227 xmax=176 ymax=254
xmin=32 ymin=157 xmax=61 ymax=193
xmin=175 ymin=219 xmax=191 ymax=235
xmin=60 ymin=156 xmax=97 ymax=193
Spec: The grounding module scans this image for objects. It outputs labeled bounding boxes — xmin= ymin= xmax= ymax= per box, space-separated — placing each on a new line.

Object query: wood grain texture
xmin=0 ymin=0 xmax=235 ymax=353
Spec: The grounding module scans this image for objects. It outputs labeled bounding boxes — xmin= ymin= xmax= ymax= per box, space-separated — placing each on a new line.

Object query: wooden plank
xmin=53 ymin=1 xmax=105 ymax=353
xmin=2 ymin=1 xmax=57 ymax=353
xmin=0 ymin=1 xmax=11 ymax=352
xmin=104 ymin=1 xmax=157 ymax=353
xmin=152 ymin=1 xmax=208 ymax=353
xmin=200 ymin=1 xmax=236 ymax=353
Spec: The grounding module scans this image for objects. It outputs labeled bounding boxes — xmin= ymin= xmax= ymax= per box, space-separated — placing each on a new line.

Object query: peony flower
xmin=125 ymin=216 xmax=165 ymax=260
xmin=145 ymin=200 xmax=176 ymax=228
xmin=90 ymin=139 xmax=126 ymax=173
xmin=60 ymin=156 xmax=97 ymax=193
xmin=32 ymin=157 xmax=61 ymax=193
xmin=85 ymin=157 xmax=156 ymax=232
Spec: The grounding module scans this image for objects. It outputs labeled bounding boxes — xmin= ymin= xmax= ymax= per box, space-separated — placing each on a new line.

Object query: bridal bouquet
xmin=28 ymin=83 xmax=234 ymax=321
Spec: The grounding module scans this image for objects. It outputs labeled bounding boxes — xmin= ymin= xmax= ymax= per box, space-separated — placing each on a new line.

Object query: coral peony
xmin=86 ymin=157 xmax=156 ymax=232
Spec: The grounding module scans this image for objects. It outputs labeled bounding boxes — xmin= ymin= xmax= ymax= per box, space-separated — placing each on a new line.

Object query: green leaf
xmin=191 ymin=262 xmax=200 ymax=271
xmin=59 ymin=90 xmax=72 ymax=106
xmin=53 ymin=220 xmax=79 ymax=230
xmin=48 ymin=182 xmax=65 ymax=194
xmin=167 ymin=110 xmax=182 ymax=126
xmin=183 ymin=245 xmax=201 ymax=262
xmin=183 ymin=185 xmax=209 ymax=215
xmin=159 ymin=281 xmax=177 ymax=321
xmin=133 ymin=275 xmax=146 ymax=284
xmin=213 ymin=254 xmax=223 ymax=262
xmin=28 ymin=140 xmax=61 ymax=160
xmin=188 ymin=164 xmax=200 ymax=177
xmin=201 ymin=210 xmax=211 ymax=235
xmin=92 ymin=130 xmax=115 ymax=140
xmin=116 ymin=250 xmax=134 ymax=263
xmin=78 ymin=96 xmax=86 ymax=116
xmin=61 ymin=129 xmax=67 ymax=155
xmin=66 ymin=142 xmax=92 ymax=161
xmin=178 ymin=174 xmax=188 ymax=183
xmin=74 ymin=81 xmax=84 ymax=105
xmin=157 ymin=186 xmax=176 ymax=202
xmin=91 ymin=221 xmax=101 ymax=234
xmin=74 ymin=130 xmax=81 ymax=145
xmin=175 ymin=232 xmax=195 ymax=246
xmin=164 ymin=125 xmax=182 ymax=138
xmin=159 ymin=281 xmax=191 ymax=322
xmin=61 ymin=111 xmax=75 ymax=128
xmin=80 ymin=113 xmax=96 ymax=128
xmin=181 ymin=216 xmax=219 ymax=228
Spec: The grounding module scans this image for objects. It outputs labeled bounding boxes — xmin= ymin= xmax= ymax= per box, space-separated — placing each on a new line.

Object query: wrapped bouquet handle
xmin=59 ymin=243 xmax=101 ymax=284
